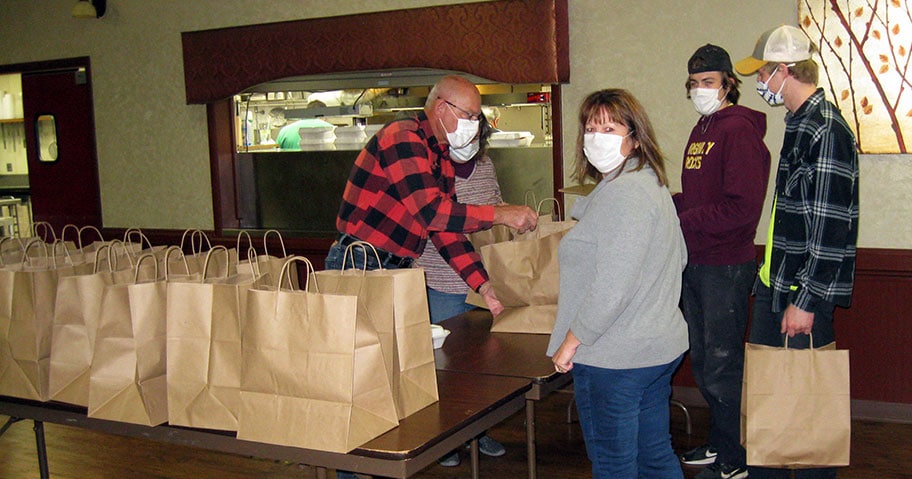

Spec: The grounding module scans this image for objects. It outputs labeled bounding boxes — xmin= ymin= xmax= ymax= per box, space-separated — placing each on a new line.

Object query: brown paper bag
xmin=741 ymin=337 xmax=851 ymax=468
xmin=236 ymin=229 xmax=298 ymax=289
xmin=49 ymin=243 xmax=135 ymax=406
xmin=166 ymin=246 xmax=267 ymax=431
xmin=88 ymin=254 xmax=169 ymax=426
xmin=467 ymin=226 xmax=571 ymax=334
xmin=238 ymin=257 xmax=398 ymax=453
xmin=313 ymin=241 xmax=438 ymax=420
xmin=0 ymin=240 xmax=84 ymax=401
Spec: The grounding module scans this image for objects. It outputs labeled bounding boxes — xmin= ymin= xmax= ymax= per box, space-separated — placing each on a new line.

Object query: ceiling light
xmin=72 ymin=0 xmax=106 ymax=19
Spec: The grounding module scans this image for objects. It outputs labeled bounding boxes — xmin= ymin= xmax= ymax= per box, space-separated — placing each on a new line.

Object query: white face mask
xmin=442 ymin=102 xmax=480 ymax=149
xmin=756 ymin=68 xmax=787 ymax=106
xmin=584 ymin=132 xmax=629 ymax=174
xmin=449 ymin=138 xmax=479 ymax=163
xmin=690 ymin=87 xmax=724 ymax=116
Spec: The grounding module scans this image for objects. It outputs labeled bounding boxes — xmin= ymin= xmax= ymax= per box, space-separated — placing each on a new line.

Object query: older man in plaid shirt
xmin=736 ymin=25 xmax=859 ymax=479
xmin=328 ymin=75 xmax=538 ymax=315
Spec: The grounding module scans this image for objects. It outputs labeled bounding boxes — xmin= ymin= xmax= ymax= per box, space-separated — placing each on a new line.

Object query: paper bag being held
xmin=741 ymin=335 xmax=851 ymax=468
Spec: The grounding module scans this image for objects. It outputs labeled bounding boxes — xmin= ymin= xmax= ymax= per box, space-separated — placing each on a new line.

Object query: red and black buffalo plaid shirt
xmin=336 ymin=112 xmax=495 ymax=291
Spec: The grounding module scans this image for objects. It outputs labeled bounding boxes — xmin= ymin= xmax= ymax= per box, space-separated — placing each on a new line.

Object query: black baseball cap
xmin=688 ymin=44 xmax=734 ymax=74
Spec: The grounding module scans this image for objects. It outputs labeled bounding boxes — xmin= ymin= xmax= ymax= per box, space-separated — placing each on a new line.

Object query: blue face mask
xmin=756 ymin=68 xmax=787 ymax=106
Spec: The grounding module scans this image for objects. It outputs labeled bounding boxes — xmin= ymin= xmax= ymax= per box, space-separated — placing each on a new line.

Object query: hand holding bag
xmin=466 ymin=198 xmax=575 ymax=333
xmin=741 ymin=335 xmax=851 ymax=467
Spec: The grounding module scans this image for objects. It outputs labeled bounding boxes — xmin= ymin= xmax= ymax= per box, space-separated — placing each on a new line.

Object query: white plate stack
xmin=298 ymin=124 xmax=336 ymax=150
xmin=333 ymin=125 xmax=367 ymax=149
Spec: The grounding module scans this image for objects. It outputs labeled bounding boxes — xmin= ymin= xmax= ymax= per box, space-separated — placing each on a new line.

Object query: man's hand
xmin=781 ymin=303 xmax=815 ymax=337
xmin=493 ymin=204 xmax=538 ymax=234
xmin=478 ymin=282 xmax=504 ymax=317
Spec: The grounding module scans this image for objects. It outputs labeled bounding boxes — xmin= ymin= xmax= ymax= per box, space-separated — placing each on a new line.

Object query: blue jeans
xmin=681 ymin=261 xmax=754 ymax=466
xmin=572 ymin=356 xmax=684 ymax=479
xmin=747 ymin=284 xmax=837 ymax=479
xmin=426 ymin=287 xmax=475 ymax=324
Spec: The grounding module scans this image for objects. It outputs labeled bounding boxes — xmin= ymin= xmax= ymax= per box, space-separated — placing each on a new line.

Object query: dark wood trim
xmin=207 ymin=99 xmax=239 ymax=230
xmin=181 ymin=0 xmax=570 ymax=103
xmin=551 ymin=84 xmax=565 ymax=209
xmin=0 ymin=57 xmax=90 ymax=76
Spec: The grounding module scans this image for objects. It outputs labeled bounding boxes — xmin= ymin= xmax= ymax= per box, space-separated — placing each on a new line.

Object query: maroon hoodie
xmin=673 ymin=104 xmax=771 ymax=265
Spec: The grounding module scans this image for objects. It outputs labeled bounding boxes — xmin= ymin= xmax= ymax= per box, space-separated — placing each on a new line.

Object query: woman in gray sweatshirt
xmin=548 ymin=89 xmax=688 ymax=479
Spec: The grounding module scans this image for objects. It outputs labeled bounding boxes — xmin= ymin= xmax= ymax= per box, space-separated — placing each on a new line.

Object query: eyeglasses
xmin=444 ymin=100 xmax=482 ymax=122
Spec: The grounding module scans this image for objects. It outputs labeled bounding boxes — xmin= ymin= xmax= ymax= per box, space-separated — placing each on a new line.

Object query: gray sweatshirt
xmin=547 ymin=164 xmax=689 ymax=369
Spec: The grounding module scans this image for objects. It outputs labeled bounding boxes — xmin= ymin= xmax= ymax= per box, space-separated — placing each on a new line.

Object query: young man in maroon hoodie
xmin=673 ymin=44 xmax=772 ymax=479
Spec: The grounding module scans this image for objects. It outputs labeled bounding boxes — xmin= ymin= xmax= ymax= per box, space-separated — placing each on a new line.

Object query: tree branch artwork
xmin=800 ymin=0 xmax=912 ymax=153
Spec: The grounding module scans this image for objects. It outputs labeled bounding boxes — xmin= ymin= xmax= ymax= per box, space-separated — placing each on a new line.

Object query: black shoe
xmin=680 ymin=444 xmax=718 ymax=465
xmin=694 ymin=462 xmax=748 ymax=479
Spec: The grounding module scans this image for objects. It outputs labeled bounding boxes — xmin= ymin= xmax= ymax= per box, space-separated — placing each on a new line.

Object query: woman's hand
xmin=552 ymin=330 xmax=581 ymax=374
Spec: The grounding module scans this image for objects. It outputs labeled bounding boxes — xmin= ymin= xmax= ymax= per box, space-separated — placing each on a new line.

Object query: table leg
xmin=34 ymin=420 xmax=49 ymax=479
xmin=315 ymin=466 xmax=327 ymax=479
xmin=470 ymin=437 xmax=480 ymax=479
xmin=525 ymin=399 xmax=536 ymax=479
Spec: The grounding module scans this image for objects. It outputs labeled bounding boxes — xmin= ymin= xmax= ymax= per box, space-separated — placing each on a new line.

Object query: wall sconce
xmin=72 ymin=0 xmax=106 ymax=19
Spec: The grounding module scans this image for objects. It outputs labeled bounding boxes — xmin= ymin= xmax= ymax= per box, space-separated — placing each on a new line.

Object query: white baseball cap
xmin=735 ymin=25 xmax=812 ymax=75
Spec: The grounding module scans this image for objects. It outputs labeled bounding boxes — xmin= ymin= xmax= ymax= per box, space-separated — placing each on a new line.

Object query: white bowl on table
xmin=430 ymin=324 xmax=451 ymax=349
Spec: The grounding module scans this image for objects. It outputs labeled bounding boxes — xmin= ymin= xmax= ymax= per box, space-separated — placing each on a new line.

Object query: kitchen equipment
xmin=489 ymin=131 xmax=534 ymax=148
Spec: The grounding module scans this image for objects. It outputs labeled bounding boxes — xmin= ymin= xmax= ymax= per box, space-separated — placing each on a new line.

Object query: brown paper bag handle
xmin=77 ymin=225 xmax=105 ymax=249
xmin=536 ymin=198 xmax=562 ymax=221
xmin=32 ymin=221 xmax=57 ymax=243
xmin=92 ymin=243 xmax=112 ymax=274
xmin=179 ymin=229 xmax=212 ymax=255
xmin=163 ymin=245 xmax=193 ymax=280
xmin=122 ymin=228 xmax=154 ymax=259
xmin=341 ymin=240 xmax=383 ymax=272
xmin=22 ymin=238 xmax=52 ymax=268
xmin=102 ymin=239 xmax=137 ymax=273
xmin=262 ymin=229 xmax=288 ymax=258
xmin=277 ymin=256 xmax=315 ymax=292
xmin=783 ymin=333 xmax=817 ymax=349
xmin=201 ymin=245 xmax=230 ymax=281
xmin=236 ymin=230 xmax=254 ymax=262
xmin=133 ymin=253 xmax=161 ymax=283
xmin=523 ymin=190 xmax=537 ymax=208
xmin=245 ymin=246 xmax=262 ymax=276
xmin=60 ymin=224 xmax=80 ymax=244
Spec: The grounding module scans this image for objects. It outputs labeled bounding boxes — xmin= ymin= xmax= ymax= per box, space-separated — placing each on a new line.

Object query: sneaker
xmin=477 ymin=434 xmax=506 ymax=457
xmin=680 ymin=444 xmax=718 ymax=465
xmin=437 ymin=451 xmax=460 ymax=467
xmin=694 ymin=462 xmax=748 ymax=479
